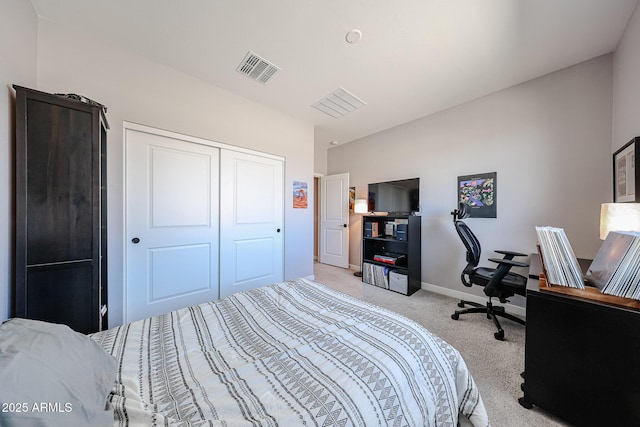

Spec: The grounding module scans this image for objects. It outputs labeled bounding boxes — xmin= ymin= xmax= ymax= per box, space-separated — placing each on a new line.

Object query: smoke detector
xmin=236 ymin=51 xmax=280 ymax=84
xmin=346 ymin=29 xmax=362 ymax=44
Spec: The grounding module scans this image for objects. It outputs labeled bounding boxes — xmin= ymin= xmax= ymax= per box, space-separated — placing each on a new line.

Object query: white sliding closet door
xmin=125 ymin=128 xmax=220 ymax=322
xmin=220 ymin=150 xmax=284 ymax=298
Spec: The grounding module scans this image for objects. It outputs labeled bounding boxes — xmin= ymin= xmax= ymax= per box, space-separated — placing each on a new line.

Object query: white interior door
xmin=125 ymin=128 xmax=220 ymax=323
xmin=319 ymin=173 xmax=349 ymax=268
xmin=220 ymin=150 xmax=284 ymax=298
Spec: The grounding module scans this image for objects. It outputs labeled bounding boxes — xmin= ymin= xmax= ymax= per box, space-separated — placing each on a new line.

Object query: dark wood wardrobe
xmin=14 ymin=85 xmax=108 ymax=334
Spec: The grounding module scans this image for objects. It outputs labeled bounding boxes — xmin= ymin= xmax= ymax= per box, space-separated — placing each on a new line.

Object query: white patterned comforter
xmin=91 ymin=278 xmax=489 ymax=426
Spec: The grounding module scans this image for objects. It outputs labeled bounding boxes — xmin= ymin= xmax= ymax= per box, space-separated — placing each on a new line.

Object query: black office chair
xmin=450 ymin=203 xmax=528 ymax=340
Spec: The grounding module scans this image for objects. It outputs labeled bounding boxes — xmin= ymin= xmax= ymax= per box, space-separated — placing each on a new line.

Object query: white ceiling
xmin=30 ymin=0 xmax=638 ymax=147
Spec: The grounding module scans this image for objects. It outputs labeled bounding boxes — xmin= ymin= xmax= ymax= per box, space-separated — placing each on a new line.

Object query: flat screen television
xmin=367 ymin=178 xmax=420 ymax=215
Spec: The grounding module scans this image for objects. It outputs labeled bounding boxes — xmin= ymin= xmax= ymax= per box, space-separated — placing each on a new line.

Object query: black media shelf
xmin=360 ymin=215 xmax=421 ymax=295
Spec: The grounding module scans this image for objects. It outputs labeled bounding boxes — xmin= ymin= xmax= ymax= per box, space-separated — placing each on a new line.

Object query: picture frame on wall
xmin=349 ymin=186 xmax=355 ymax=212
xmin=613 ymin=137 xmax=639 ymax=203
xmin=457 ymin=172 xmax=497 ymax=218
xmin=293 ymin=181 xmax=308 ymax=208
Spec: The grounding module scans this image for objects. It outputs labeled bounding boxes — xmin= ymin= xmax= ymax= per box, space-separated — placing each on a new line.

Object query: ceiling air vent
xmin=312 ymin=87 xmax=366 ymax=118
xmin=236 ymin=51 xmax=280 ymax=84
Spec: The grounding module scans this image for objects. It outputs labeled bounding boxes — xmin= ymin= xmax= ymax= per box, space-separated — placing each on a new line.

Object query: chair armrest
xmin=483 ymin=261 xmax=514 ymax=297
xmin=484 ymin=251 xmax=529 ymax=296
xmin=488 ymin=258 xmax=529 ymax=268
xmin=494 ymin=250 xmax=527 ymax=258
xmin=484 ymin=257 xmax=528 ymax=297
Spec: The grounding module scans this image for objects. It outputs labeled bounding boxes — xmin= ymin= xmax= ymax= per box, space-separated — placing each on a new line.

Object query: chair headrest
xmin=451 ymin=202 xmax=470 ymax=222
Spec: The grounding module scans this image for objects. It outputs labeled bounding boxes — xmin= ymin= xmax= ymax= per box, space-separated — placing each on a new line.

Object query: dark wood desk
xmin=520 ymin=254 xmax=640 ymax=426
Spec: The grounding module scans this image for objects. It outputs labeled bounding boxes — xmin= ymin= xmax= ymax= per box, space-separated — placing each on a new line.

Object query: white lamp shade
xmin=600 ymin=203 xmax=640 ymax=239
xmin=354 ymin=198 xmax=368 ymax=214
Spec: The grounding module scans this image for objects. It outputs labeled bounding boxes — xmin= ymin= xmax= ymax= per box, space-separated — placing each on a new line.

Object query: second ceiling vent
xmin=312 ymin=87 xmax=366 ymax=118
xmin=236 ymin=51 xmax=280 ymax=84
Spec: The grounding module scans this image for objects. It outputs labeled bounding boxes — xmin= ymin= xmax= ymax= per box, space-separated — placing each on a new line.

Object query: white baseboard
xmin=421 ymin=281 xmax=527 ymax=319
xmin=304 ymin=274 xmax=315 ymax=281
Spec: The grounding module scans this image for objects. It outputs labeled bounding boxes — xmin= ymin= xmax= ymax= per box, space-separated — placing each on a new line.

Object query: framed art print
xmin=613 ymin=137 xmax=638 ymax=202
xmin=293 ymin=181 xmax=308 ymax=208
xmin=458 ymin=172 xmax=497 ymax=218
xmin=349 ymin=186 xmax=355 ymax=212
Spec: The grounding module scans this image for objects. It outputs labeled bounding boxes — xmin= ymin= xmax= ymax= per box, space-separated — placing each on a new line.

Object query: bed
xmin=0 ymin=278 xmax=488 ymax=426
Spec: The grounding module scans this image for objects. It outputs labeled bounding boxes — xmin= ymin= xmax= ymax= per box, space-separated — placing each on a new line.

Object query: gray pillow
xmin=0 ymin=318 xmax=116 ymax=427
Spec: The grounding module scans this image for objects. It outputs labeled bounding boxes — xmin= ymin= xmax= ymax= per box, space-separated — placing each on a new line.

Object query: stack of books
xmin=364 ymin=222 xmax=379 ymax=237
xmin=372 ymin=253 xmax=405 ymax=265
xmin=594 ymin=232 xmax=640 ymax=300
xmin=535 ymin=226 xmax=585 ymax=289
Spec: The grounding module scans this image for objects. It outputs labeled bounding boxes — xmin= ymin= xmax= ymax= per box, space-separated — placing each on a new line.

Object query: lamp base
xmin=353 ymin=271 xmax=363 ymax=277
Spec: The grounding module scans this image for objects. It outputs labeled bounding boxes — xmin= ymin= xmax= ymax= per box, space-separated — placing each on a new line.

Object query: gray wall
xmin=314 ymin=128 xmax=329 ymax=176
xmin=329 ymin=55 xmax=613 ymax=306
xmin=613 ymin=2 xmax=640 ymax=150
xmin=0 ymin=0 xmax=37 ymax=323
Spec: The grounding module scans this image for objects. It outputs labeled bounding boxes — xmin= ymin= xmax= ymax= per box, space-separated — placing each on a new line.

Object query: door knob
xmin=276 ymin=228 xmax=281 ymax=233
xmin=343 ymin=224 xmax=347 ymax=227
xmin=132 ymin=237 xmax=140 ymax=244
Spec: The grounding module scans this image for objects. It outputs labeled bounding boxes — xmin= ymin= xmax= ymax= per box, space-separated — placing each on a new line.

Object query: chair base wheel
xmin=494 ymin=330 xmax=504 ymax=340
xmin=457 ymin=302 xmax=465 ymax=308
xmin=518 ymin=397 xmax=533 ymax=409
xmin=451 ymin=313 xmax=460 ymax=320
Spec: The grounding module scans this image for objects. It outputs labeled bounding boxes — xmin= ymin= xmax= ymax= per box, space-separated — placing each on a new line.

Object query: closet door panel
xmin=220 ymin=150 xmax=284 ymax=298
xmin=125 ymin=128 xmax=220 ymax=323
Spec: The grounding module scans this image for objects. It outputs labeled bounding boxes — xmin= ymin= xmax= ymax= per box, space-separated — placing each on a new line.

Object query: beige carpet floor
xmin=312 ymin=262 xmax=569 ymax=427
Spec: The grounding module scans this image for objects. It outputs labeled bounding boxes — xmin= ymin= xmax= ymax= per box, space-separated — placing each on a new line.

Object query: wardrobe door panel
xmin=14 ymin=85 xmax=108 ymax=334
xmin=26 ymin=263 xmax=95 ymax=334
xmin=25 ymin=99 xmax=94 ymax=265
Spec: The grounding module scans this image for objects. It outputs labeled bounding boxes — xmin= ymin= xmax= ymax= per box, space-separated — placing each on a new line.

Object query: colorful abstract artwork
xmin=457 ymin=172 xmax=497 ymax=218
xmin=293 ymin=181 xmax=308 ymax=208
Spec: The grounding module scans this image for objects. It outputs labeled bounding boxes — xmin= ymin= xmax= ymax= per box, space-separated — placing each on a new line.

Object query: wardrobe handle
xmin=132 ymin=237 xmax=140 ymax=244
xmin=343 ymin=224 xmax=347 ymax=227
xmin=276 ymin=228 xmax=281 ymax=233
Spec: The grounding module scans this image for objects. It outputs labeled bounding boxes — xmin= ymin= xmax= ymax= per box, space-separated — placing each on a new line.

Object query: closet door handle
xmin=132 ymin=237 xmax=140 ymax=244
xmin=343 ymin=224 xmax=347 ymax=227
xmin=276 ymin=228 xmax=281 ymax=233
